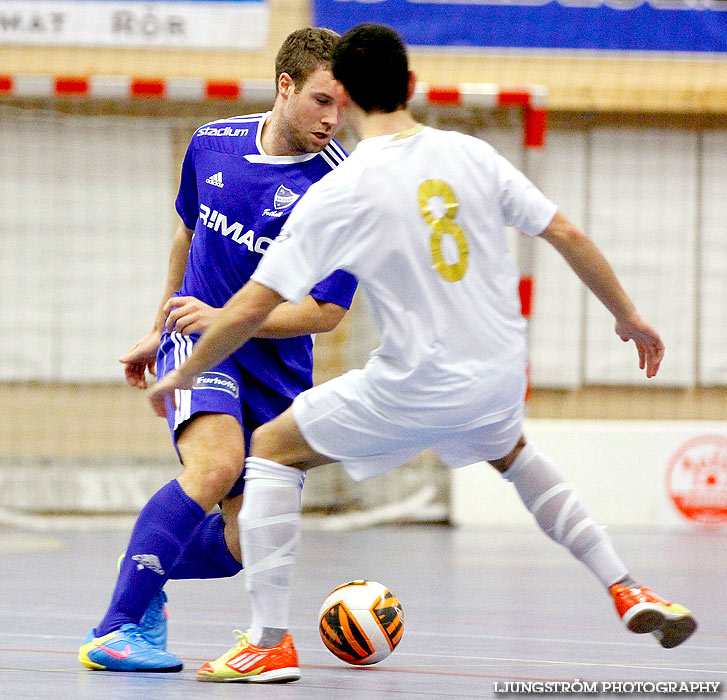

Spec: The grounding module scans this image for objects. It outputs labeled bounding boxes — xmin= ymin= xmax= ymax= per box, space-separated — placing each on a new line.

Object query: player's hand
xmin=148 ymin=369 xmax=195 ymax=418
xmin=119 ymin=329 xmax=162 ymax=389
xmin=614 ymin=313 xmax=665 ymax=378
xmin=163 ymin=296 xmax=220 ymax=334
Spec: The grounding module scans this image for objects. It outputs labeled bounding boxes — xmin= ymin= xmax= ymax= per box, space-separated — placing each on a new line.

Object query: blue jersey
xmin=174 ymin=111 xmax=357 ymax=395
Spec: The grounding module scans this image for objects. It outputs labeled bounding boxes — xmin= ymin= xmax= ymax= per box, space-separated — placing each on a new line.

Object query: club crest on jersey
xmin=274 ymin=185 xmax=300 ymax=210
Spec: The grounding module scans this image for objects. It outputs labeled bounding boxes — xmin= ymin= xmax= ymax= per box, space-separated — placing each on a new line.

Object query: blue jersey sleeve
xmin=309 ymin=270 xmax=357 ymax=310
xmin=175 ymin=141 xmax=199 ymax=230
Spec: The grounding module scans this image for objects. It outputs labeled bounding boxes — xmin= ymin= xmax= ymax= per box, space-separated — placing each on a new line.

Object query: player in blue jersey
xmin=78 ymin=27 xmax=357 ymax=674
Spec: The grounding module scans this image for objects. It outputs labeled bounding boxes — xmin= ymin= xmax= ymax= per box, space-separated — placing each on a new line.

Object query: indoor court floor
xmin=1 ymin=524 xmax=725 ymax=699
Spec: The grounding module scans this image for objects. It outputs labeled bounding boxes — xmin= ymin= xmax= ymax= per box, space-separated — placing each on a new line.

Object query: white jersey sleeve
xmin=489 ymin=144 xmax=557 ymax=236
xmin=252 ymin=171 xmax=355 ymax=304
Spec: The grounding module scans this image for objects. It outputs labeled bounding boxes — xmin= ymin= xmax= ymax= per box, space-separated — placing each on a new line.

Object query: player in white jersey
xmin=149 ymin=23 xmax=697 ymax=682
xmin=253 ymin=126 xmax=552 ymax=475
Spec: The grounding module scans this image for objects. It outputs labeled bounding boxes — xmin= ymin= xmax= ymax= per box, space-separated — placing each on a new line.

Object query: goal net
xmin=0 ymin=79 xmax=545 ymax=530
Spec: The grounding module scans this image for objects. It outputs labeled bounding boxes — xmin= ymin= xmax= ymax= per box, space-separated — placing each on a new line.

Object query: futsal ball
xmin=318 ymin=579 xmax=404 ymax=665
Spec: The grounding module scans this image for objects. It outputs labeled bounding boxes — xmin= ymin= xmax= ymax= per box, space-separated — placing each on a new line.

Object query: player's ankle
xmin=255 ymin=627 xmax=287 ymax=647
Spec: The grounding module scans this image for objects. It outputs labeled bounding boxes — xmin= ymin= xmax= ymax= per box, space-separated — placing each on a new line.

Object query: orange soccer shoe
xmin=197 ymin=630 xmax=300 ymax=683
xmin=609 ymin=584 xmax=697 ymax=649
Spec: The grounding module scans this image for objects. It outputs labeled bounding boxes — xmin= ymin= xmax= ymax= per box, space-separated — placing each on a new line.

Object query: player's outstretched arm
xmin=148 ymin=280 xmax=285 ymax=417
xmin=256 ymin=297 xmax=348 ymax=338
xmin=539 ymin=210 xmax=665 ymax=378
xmin=163 ymin=295 xmax=347 ymax=338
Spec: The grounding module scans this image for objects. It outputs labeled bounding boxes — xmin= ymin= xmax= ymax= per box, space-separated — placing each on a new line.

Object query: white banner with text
xmin=0 ymin=0 xmax=268 ymax=49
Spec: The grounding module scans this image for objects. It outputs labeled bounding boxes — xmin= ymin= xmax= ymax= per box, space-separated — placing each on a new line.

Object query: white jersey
xmin=253 ymin=125 xmax=557 ymax=428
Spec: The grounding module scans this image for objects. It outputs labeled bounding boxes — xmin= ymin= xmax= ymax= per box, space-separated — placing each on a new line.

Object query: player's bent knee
xmin=249 ymin=429 xmax=308 ymax=467
xmin=249 ymin=411 xmax=323 ymax=468
xmin=248 ymin=423 xmax=283 ymax=462
xmin=214 ymin=463 xmax=243 ymax=493
xmin=179 ymin=459 xmax=242 ymax=508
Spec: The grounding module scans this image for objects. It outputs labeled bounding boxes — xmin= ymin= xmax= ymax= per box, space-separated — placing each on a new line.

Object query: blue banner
xmin=313 ymin=0 xmax=727 ymax=53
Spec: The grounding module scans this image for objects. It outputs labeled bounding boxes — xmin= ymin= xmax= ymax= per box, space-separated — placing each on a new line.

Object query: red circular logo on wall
xmin=666 ymin=434 xmax=727 ymax=526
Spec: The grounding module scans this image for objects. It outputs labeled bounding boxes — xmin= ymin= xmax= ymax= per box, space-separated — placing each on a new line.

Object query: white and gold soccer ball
xmin=318 ymin=579 xmax=404 ymax=665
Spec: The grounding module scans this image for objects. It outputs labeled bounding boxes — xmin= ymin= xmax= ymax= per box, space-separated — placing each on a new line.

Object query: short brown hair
xmin=275 ymin=27 xmax=339 ymax=93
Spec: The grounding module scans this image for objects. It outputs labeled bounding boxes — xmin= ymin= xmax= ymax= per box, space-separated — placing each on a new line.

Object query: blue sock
xmin=169 ymin=512 xmax=243 ymax=579
xmin=95 ymin=479 xmax=205 ymax=636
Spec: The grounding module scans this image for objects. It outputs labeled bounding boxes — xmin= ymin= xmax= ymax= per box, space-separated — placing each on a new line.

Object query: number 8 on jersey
xmin=417 ymin=179 xmax=469 ymax=282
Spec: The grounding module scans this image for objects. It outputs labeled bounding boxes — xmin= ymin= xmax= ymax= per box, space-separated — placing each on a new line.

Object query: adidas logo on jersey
xmin=206 ymin=172 xmax=224 ymax=188
xmin=131 ymin=554 xmax=165 ymax=576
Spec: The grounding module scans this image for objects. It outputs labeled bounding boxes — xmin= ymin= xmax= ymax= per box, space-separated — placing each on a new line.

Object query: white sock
xmin=503 ymin=443 xmax=629 ymax=588
xmin=239 ymin=456 xmax=305 ymax=646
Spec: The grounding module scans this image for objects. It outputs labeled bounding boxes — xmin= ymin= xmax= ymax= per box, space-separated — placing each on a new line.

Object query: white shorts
xmin=292 ymin=369 xmax=524 ymax=482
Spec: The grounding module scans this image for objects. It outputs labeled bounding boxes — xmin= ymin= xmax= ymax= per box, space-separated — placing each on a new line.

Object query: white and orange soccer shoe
xmin=609 ymin=584 xmax=697 ymax=649
xmin=197 ymin=629 xmax=300 ymax=683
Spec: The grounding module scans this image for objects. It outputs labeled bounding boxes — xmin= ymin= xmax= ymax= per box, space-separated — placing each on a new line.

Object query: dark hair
xmin=332 ymin=23 xmax=409 ymax=113
xmin=275 ymin=27 xmax=340 ymax=93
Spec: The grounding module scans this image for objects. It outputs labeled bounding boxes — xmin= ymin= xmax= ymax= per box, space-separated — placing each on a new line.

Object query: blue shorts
xmin=157 ymin=331 xmax=299 ymax=496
